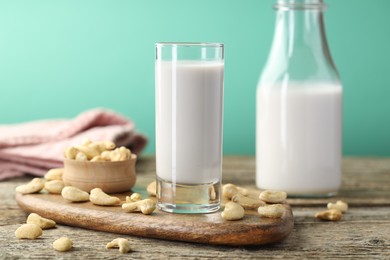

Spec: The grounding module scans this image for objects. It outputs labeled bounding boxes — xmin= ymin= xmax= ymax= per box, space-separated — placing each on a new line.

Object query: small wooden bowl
xmin=63 ymin=154 xmax=137 ymax=194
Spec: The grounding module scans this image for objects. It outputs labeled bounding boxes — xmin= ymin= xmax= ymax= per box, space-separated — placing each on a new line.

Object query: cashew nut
xmin=259 ymin=190 xmax=287 ymax=204
xmin=75 ymin=152 xmax=88 ymax=161
xmin=119 ymin=146 xmax=131 ymax=159
xmin=44 ymin=180 xmax=65 ymax=194
xmin=237 ymin=187 xmax=249 ymax=196
xmin=100 ymin=151 xmax=112 ymax=161
xmin=15 ymin=224 xmax=42 ymax=239
xmin=90 ymin=141 xmax=116 ymax=153
xmin=110 ymin=147 xmax=131 ymax=161
xmin=64 ymin=146 xmax=78 ymax=159
xmin=147 ymin=181 xmax=156 ymax=196
xmin=89 ymin=188 xmax=121 ymax=206
xmin=257 ymin=204 xmax=286 ymax=218
xmin=27 ymin=213 xmax=56 ymax=229
xmin=53 ymin=237 xmax=73 ymax=252
xmin=15 ymin=178 xmax=44 ymax=194
xmin=61 ymin=186 xmax=89 ymax=202
xmin=81 ymin=138 xmax=93 ymax=146
xmin=109 ymin=149 xmax=120 ymax=161
xmin=106 ymin=238 xmax=131 ymax=253
xmin=315 ymin=209 xmax=342 ymax=221
xmin=122 ymin=199 xmax=156 ymax=215
xmin=126 ymin=193 xmax=142 ymax=203
xmin=90 ymin=155 xmax=104 ymax=162
xmin=44 ymin=168 xmax=64 ymax=181
xmin=231 ymin=193 xmax=266 ymax=209
xmin=222 ymin=183 xmax=249 ymax=199
xmin=221 ymin=202 xmax=245 ymax=221
xmin=74 ymin=145 xmax=101 ymax=160
xmin=327 ymin=200 xmax=348 ymax=213
xmin=208 ymin=186 xmax=217 ymax=201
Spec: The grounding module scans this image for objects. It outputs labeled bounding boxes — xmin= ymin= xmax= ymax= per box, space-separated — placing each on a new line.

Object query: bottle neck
xmin=274 ymin=8 xmax=330 ymax=59
xmin=261 ymin=0 xmax=339 ymax=83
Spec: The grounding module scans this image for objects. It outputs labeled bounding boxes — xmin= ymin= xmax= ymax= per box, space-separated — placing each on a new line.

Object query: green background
xmin=1 ymin=0 xmax=389 ymax=156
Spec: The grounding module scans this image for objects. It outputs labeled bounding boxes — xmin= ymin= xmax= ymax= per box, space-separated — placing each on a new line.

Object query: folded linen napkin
xmin=0 ymin=108 xmax=147 ymax=180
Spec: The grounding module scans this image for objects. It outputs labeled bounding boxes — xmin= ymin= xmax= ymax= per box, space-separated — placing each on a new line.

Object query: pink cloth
xmin=0 ymin=108 xmax=147 ymax=180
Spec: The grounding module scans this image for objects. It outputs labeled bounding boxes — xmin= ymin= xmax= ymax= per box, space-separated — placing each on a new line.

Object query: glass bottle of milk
xmin=256 ymin=0 xmax=342 ymax=197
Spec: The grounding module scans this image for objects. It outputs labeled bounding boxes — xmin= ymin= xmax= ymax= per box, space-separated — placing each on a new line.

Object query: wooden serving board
xmin=16 ymin=189 xmax=294 ymax=246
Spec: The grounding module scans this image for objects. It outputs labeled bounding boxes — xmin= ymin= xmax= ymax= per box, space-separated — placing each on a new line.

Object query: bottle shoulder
xmin=258 ymin=61 xmax=341 ymax=88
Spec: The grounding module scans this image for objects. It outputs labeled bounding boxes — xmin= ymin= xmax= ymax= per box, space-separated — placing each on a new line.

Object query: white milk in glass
xmin=155 ymin=60 xmax=224 ymax=184
xmin=256 ymin=82 xmax=342 ymax=195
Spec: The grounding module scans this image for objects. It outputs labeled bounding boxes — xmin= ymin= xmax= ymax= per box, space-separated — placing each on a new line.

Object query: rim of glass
xmin=156 ymin=42 xmax=223 ymax=47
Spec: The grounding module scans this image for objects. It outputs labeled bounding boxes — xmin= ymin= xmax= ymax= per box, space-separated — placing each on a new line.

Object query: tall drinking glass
xmin=155 ymin=42 xmax=224 ymax=213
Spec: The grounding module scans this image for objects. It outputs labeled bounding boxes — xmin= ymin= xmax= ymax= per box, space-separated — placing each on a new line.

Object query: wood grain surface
xmin=1 ymin=156 xmax=390 ymax=259
xmin=15 ymin=192 xmax=293 ymax=246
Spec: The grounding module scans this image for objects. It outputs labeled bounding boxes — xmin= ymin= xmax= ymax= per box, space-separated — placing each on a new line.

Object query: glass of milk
xmin=155 ymin=42 xmax=224 ymax=213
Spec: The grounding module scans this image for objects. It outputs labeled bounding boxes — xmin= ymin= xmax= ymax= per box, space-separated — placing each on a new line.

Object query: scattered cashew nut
xmin=15 ymin=178 xmax=44 ymax=194
xmin=315 ymin=209 xmax=342 ymax=221
xmin=15 ymin=224 xmax=42 ymax=239
xmin=221 ymin=202 xmax=245 ymax=221
xmin=89 ymin=188 xmax=121 ymax=206
xmin=53 ymin=237 xmax=73 ymax=252
xmin=126 ymin=193 xmax=142 ymax=203
xmin=44 ymin=168 xmax=64 ymax=181
xmin=237 ymin=186 xmax=250 ymax=196
xmin=258 ymin=204 xmax=286 ymax=218
xmin=61 ymin=186 xmax=89 ymax=202
xmin=259 ymin=190 xmax=287 ymax=204
xmin=27 ymin=213 xmax=56 ymax=229
xmin=232 ymin=193 xmax=266 ymax=209
xmin=147 ymin=181 xmax=156 ymax=196
xmin=122 ymin=199 xmax=156 ymax=215
xmin=208 ymin=186 xmax=217 ymax=201
xmin=44 ymin=180 xmax=65 ymax=194
xmin=106 ymin=238 xmax=131 ymax=253
xmin=222 ymin=183 xmax=249 ymax=199
xmin=327 ymin=200 xmax=348 ymax=213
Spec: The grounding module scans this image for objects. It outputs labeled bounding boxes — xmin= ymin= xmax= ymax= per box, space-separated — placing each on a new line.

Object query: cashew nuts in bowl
xmin=62 ymin=139 xmax=137 ymax=194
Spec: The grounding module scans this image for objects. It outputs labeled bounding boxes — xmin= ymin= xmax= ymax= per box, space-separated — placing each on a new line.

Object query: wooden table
xmin=1 ymin=156 xmax=389 ymax=259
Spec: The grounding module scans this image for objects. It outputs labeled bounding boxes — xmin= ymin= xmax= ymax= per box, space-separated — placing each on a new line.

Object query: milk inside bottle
xmin=257 ymin=82 xmax=342 ymax=195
